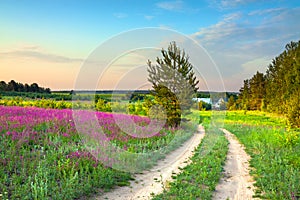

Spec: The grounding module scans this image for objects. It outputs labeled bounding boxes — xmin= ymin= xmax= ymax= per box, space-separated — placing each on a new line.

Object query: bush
xmin=95 ymin=99 xmax=112 ymax=112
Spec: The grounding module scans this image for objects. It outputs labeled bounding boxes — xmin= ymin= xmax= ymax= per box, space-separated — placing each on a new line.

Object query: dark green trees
xmin=265 ymin=41 xmax=300 ymax=127
xmin=0 ymin=80 xmax=51 ymax=93
xmin=249 ymin=71 xmax=266 ymax=110
xmin=0 ymin=81 xmax=7 ymax=91
xmin=226 ymin=95 xmax=236 ymax=110
xmin=237 ymin=79 xmax=250 ymax=110
xmin=236 ymin=71 xmax=266 ymax=111
xmin=147 ymin=41 xmax=199 ymax=127
xmin=237 ymin=40 xmax=300 ymax=127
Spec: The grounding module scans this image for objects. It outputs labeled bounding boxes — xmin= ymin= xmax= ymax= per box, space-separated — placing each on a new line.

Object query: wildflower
xmin=62 ymin=133 xmax=70 ymax=137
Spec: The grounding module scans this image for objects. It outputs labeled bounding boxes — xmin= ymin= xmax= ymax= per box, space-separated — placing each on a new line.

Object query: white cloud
xmin=113 ymin=12 xmax=128 ymax=19
xmin=221 ymin=0 xmax=255 ymax=7
xmin=98 ymin=49 xmax=160 ymax=90
xmin=193 ymin=12 xmax=242 ymax=44
xmin=192 ymin=7 xmax=300 ymax=91
xmin=0 ymin=48 xmax=83 ymax=63
xmin=240 ymin=57 xmax=271 ymax=76
xmin=156 ymin=0 xmax=184 ymax=11
xmin=20 ymin=45 xmax=40 ymax=51
xmin=144 ymin=15 xmax=154 ymax=20
xmin=209 ymin=0 xmax=258 ymax=10
xmin=248 ymin=7 xmax=284 ymax=16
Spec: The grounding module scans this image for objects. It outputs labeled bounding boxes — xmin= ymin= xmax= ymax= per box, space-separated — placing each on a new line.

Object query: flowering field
xmin=0 ymin=105 xmax=194 ymax=199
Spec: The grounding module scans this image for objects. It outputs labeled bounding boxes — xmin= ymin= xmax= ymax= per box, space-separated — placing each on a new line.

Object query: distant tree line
xmin=0 ymin=80 xmax=51 ymax=93
xmin=228 ymin=40 xmax=300 ymax=127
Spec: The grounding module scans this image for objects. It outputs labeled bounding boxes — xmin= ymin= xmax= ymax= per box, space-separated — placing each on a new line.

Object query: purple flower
xmin=62 ymin=133 xmax=70 ymax=137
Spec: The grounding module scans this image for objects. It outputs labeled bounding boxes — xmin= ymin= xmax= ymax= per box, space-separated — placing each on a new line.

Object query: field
xmin=150 ymin=111 xmax=300 ymax=199
xmin=0 ymin=105 xmax=196 ymax=199
xmin=224 ymin=111 xmax=300 ymax=199
xmin=0 ymin=101 xmax=299 ymax=199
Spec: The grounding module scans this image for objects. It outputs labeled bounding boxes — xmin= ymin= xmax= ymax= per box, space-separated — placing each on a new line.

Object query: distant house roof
xmin=192 ymin=98 xmax=212 ymax=104
xmin=212 ymin=97 xmax=226 ymax=108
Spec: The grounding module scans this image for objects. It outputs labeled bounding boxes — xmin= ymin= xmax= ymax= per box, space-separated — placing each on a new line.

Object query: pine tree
xmin=226 ymin=95 xmax=236 ymax=110
xmin=237 ymin=79 xmax=250 ymax=110
xmin=147 ymin=41 xmax=199 ymax=127
xmin=238 ymin=40 xmax=300 ymax=127
xmin=249 ymin=71 xmax=265 ymax=110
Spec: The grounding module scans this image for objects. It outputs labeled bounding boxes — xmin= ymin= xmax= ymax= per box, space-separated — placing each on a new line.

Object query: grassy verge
xmin=225 ymin=111 xmax=300 ymax=199
xmin=225 ymin=110 xmax=288 ymax=128
xmin=152 ymin=122 xmax=228 ymax=199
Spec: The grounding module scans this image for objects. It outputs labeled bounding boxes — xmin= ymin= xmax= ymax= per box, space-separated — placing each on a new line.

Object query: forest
xmin=227 ymin=40 xmax=300 ymax=128
xmin=0 ymin=80 xmax=51 ymax=93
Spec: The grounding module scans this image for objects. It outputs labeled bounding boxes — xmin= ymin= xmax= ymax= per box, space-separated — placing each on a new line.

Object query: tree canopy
xmin=147 ymin=41 xmax=199 ymax=127
xmin=0 ymin=80 xmax=51 ymax=93
xmin=236 ymin=40 xmax=300 ymax=127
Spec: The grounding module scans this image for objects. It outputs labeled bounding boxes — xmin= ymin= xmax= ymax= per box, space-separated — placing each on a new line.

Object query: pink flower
xmin=62 ymin=133 xmax=70 ymax=137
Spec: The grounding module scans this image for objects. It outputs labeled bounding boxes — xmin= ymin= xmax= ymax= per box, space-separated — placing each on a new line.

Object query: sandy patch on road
xmin=94 ymin=125 xmax=205 ymax=200
xmin=212 ymin=128 xmax=257 ymax=200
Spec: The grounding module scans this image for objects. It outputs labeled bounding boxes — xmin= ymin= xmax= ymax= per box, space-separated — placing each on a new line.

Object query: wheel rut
xmin=93 ymin=125 xmax=205 ymax=200
xmin=212 ymin=128 xmax=257 ymax=200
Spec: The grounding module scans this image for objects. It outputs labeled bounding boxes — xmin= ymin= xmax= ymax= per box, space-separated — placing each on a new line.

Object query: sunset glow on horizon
xmin=1 ymin=0 xmax=300 ymax=91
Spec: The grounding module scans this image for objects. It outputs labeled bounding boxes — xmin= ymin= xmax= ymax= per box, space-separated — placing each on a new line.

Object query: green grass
xmin=152 ymin=122 xmax=228 ymax=200
xmin=225 ymin=110 xmax=288 ymax=128
xmin=156 ymin=110 xmax=300 ymax=199
xmin=0 ymin=105 xmax=198 ymax=199
xmin=0 ymin=138 xmax=133 ymax=200
xmin=224 ymin=111 xmax=300 ymax=200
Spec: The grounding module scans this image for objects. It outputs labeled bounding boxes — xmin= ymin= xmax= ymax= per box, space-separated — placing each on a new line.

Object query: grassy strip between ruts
xmin=225 ymin=123 xmax=300 ymax=200
xmin=151 ymin=125 xmax=228 ymax=200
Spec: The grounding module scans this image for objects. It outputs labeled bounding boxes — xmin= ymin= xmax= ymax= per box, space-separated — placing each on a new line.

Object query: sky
xmin=1 ymin=0 xmax=300 ymax=91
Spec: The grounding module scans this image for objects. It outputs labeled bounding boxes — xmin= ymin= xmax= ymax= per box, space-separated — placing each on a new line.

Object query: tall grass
xmin=225 ymin=111 xmax=300 ymax=199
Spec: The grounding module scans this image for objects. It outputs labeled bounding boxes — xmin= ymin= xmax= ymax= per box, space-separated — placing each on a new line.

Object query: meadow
xmin=0 ymin=95 xmax=151 ymax=115
xmin=1 ymin=99 xmax=299 ymax=199
xmin=0 ymin=105 xmax=196 ymax=199
xmin=151 ymin=111 xmax=299 ymax=199
xmin=224 ymin=111 xmax=300 ymax=199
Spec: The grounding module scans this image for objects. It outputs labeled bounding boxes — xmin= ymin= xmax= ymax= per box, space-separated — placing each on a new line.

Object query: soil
xmin=93 ymin=125 xmax=205 ymax=200
xmin=212 ymin=128 xmax=257 ymax=200
xmin=87 ymin=127 xmax=257 ymax=200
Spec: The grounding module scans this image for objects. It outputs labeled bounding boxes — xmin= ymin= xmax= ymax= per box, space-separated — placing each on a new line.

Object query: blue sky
xmin=1 ymin=0 xmax=300 ymax=91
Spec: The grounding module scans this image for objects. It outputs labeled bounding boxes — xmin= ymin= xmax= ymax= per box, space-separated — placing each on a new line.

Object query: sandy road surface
xmin=94 ymin=125 xmax=205 ymax=200
xmin=212 ymin=128 xmax=257 ymax=200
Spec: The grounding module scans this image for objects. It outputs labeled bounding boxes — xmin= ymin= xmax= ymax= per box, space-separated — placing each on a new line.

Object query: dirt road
xmin=95 ymin=125 xmax=205 ymax=200
xmin=212 ymin=128 xmax=257 ymax=200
